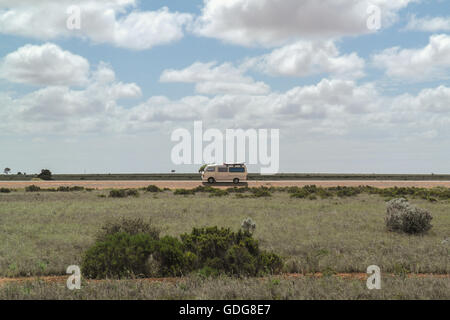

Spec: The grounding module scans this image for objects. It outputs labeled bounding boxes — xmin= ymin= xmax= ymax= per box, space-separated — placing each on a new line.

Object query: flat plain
xmin=0 ymin=187 xmax=448 ymax=299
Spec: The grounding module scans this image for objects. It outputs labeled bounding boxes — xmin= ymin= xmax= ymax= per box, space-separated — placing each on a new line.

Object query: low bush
xmin=174 ymin=189 xmax=195 ymax=195
xmin=109 ymin=189 xmax=139 ymax=198
xmin=146 ymin=185 xmax=162 ymax=193
xmin=25 ymin=185 xmax=41 ymax=192
xmin=192 ymin=185 xmax=216 ymax=193
xmin=126 ymin=189 xmax=139 ymax=197
xmin=109 ymin=189 xmax=127 ymax=198
xmin=251 ymin=187 xmax=272 ymax=198
xmin=82 ymin=221 xmax=283 ymax=279
xmin=385 ymin=198 xmax=433 ymax=234
xmin=82 ymin=233 xmax=157 ymax=279
xmin=209 ymin=189 xmax=229 ymax=197
xmin=0 ymin=188 xmax=11 ymax=193
xmin=180 ymin=227 xmax=283 ymax=277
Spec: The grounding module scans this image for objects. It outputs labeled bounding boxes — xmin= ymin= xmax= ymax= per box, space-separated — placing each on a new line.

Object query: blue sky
xmin=1 ymin=0 xmax=450 ymax=174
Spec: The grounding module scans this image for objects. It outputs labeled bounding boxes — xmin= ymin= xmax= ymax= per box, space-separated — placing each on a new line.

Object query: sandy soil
xmin=1 ymin=180 xmax=450 ymax=190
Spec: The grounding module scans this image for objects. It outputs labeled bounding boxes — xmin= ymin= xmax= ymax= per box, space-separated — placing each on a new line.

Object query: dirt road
xmin=1 ymin=180 xmax=450 ymax=190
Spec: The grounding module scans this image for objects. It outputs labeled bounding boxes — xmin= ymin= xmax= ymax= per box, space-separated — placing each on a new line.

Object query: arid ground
xmin=0 ymin=186 xmax=448 ymax=299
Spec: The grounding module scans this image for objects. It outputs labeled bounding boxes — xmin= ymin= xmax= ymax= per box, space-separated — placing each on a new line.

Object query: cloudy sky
xmin=1 ymin=0 xmax=449 ymax=174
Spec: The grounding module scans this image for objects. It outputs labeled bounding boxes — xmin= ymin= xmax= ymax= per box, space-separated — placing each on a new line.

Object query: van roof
xmin=207 ymin=163 xmax=246 ymax=167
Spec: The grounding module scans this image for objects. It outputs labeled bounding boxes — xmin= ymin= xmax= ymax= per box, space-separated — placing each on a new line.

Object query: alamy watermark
xmin=171 ymin=121 xmax=280 ymax=174
xmin=366 ymin=265 xmax=381 ymax=290
xmin=66 ymin=265 xmax=81 ymax=290
xmin=367 ymin=4 xmax=381 ymax=31
xmin=66 ymin=5 xmax=81 ymax=30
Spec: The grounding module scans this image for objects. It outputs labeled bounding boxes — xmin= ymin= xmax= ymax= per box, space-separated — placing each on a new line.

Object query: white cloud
xmin=160 ymin=61 xmax=270 ymax=95
xmin=406 ymin=15 xmax=450 ymax=32
xmin=0 ymin=2 xmax=192 ymax=50
xmin=245 ymin=41 xmax=365 ymax=79
xmin=372 ymin=34 xmax=450 ymax=81
xmin=0 ymin=43 xmax=90 ymax=86
xmin=193 ymin=0 xmax=415 ymax=47
xmin=130 ymin=78 xmax=380 ymax=132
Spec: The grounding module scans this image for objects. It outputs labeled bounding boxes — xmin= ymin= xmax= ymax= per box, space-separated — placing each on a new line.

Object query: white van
xmin=201 ymin=163 xmax=248 ymax=184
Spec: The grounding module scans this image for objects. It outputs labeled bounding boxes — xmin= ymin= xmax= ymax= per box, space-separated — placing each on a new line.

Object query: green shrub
xmin=108 ymin=189 xmax=138 ymax=198
xmin=0 ymin=188 xmax=11 ymax=193
xmin=209 ymin=189 xmax=229 ymax=197
xmin=82 ymin=232 xmax=156 ymax=279
xmin=25 ymin=185 xmax=41 ymax=192
xmin=290 ymin=189 xmax=309 ymax=198
xmin=126 ymin=189 xmax=139 ymax=197
xmin=109 ymin=189 xmax=127 ymax=198
xmin=386 ymin=198 xmax=433 ymax=234
xmin=192 ymin=185 xmax=216 ymax=193
xmin=146 ymin=185 xmax=162 ymax=193
xmin=70 ymin=186 xmax=85 ymax=192
xmin=83 ymin=221 xmax=283 ymax=279
xmin=226 ymin=187 xmax=250 ymax=193
xmin=251 ymin=187 xmax=272 ymax=198
xmin=150 ymin=236 xmax=188 ymax=276
xmin=96 ymin=217 xmax=160 ymax=242
xmin=180 ymin=227 xmax=283 ymax=277
xmin=174 ymin=189 xmax=195 ymax=195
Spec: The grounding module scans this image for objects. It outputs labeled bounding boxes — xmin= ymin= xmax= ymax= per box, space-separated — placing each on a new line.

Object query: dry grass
xmin=1 ymin=275 xmax=448 ymax=300
xmin=0 ymin=190 xmax=449 ymax=278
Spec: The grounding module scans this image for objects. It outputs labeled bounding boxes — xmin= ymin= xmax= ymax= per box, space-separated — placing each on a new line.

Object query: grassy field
xmin=1 ymin=276 xmax=449 ymax=300
xmin=0 ymin=188 xmax=449 ymax=299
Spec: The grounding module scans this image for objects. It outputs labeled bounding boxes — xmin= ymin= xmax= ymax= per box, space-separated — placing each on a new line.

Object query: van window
xmin=229 ymin=167 xmax=245 ymax=173
xmin=218 ymin=167 xmax=228 ymax=172
xmin=206 ymin=167 xmax=215 ymax=172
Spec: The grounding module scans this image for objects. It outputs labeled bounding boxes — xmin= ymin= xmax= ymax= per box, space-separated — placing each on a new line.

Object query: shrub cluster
xmin=25 ymin=185 xmax=41 ymax=192
xmin=145 ymin=185 xmax=162 ymax=193
xmin=57 ymin=186 xmax=85 ymax=192
xmin=81 ymin=219 xmax=283 ymax=279
xmin=385 ymin=198 xmax=433 ymax=234
xmin=0 ymin=188 xmax=12 ymax=193
xmin=221 ymin=185 xmax=450 ymax=202
xmin=24 ymin=185 xmax=90 ymax=193
xmin=173 ymin=189 xmax=196 ymax=195
xmin=109 ymin=189 xmax=139 ymax=198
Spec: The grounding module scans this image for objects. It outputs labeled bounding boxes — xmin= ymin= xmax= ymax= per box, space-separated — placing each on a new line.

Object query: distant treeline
xmin=1 ymin=173 xmax=450 ymax=181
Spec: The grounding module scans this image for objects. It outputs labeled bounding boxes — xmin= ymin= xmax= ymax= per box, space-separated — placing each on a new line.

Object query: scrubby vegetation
xmin=109 ymin=189 xmax=139 ymax=198
xmin=25 ymin=185 xmax=41 ymax=192
xmin=386 ymin=198 xmax=433 ymax=234
xmin=173 ymin=188 xmax=196 ymax=195
xmin=145 ymin=185 xmax=162 ymax=193
xmin=81 ymin=218 xmax=283 ymax=279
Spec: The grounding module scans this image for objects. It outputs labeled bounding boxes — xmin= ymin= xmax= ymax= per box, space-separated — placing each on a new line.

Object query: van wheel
xmin=208 ymin=177 xmax=215 ymax=184
xmin=233 ymin=178 xmax=240 ymax=184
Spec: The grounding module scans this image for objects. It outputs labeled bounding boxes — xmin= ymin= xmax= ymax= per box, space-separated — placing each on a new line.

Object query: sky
xmin=0 ymin=0 xmax=450 ymax=174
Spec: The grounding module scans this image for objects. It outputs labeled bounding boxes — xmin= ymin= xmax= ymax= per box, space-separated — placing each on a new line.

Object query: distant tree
xmin=4 ymin=168 xmax=11 ymax=175
xmin=38 ymin=169 xmax=53 ymax=181
xmin=17 ymin=172 xmax=22 ymax=175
